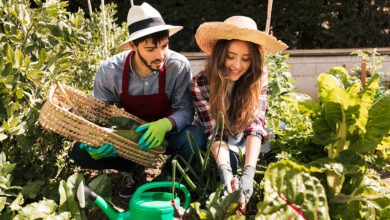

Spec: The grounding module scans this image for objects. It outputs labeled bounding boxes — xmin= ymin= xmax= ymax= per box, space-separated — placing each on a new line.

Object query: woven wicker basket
xmin=38 ymin=83 xmax=165 ymax=167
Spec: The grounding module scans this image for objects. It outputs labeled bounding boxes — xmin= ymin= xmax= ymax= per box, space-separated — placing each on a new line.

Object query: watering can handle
xmin=132 ymin=181 xmax=191 ymax=209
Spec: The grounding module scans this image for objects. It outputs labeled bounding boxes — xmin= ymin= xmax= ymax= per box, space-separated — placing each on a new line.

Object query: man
xmin=70 ymin=2 xmax=205 ymax=198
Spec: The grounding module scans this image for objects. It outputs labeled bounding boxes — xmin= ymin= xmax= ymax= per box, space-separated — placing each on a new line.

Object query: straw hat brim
xmin=195 ymin=22 xmax=288 ymax=55
xmin=118 ymin=25 xmax=183 ymax=51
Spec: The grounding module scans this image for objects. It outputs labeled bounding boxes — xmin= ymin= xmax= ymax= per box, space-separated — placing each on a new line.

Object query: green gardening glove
xmin=135 ymin=118 xmax=172 ymax=151
xmin=79 ymin=143 xmax=117 ymax=160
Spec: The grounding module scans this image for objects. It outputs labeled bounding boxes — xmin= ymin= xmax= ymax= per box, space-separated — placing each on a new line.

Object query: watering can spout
xmin=77 ymin=181 xmax=130 ymax=220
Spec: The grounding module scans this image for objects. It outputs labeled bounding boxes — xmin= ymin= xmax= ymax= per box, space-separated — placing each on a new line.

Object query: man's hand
xmin=79 ymin=143 xmax=117 ymax=160
xmin=135 ymin=117 xmax=172 ymax=151
xmin=218 ymin=164 xmax=234 ymax=196
xmin=239 ymin=165 xmax=255 ymax=205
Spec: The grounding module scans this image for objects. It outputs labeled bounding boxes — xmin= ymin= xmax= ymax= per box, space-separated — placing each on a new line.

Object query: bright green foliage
xmin=0 ymin=151 xmax=22 ymax=214
xmin=314 ymin=67 xmax=390 ymax=158
xmin=259 ymin=51 xmax=389 ymax=219
xmin=0 ymin=0 xmax=125 ymax=218
xmin=266 ymin=54 xmax=296 ymax=97
xmin=21 ymin=180 xmax=45 ymax=199
xmin=173 ymin=113 xmax=224 ymax=203
xmin=307 ymin=64 xmax=390 ymax=217
xmin=267 ymin=92 xmax=324 ymax=162
xmin=0 ymin=151 xmax=112 ymax=219
xmin=330 ymin=176 xmax=390 ymax=219
xmin=266 ymin=54 xmax=325 ymax=163
xmin=0 ymin=0 xmax=126 ymax=183
xmin=13 ymin=199 xmax=70 ymax=220
xmin=257 ymin=160 xmax=330 ymax=220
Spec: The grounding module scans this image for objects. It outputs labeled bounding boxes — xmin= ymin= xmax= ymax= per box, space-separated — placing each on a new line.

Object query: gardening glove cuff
xmin=79 ymin=143 xmax=117 ymax=160
xmin=218 ymin=164 xmax=234 ymax=196
xmin=135 ymin=117 xmax=172 ymax=151
xmin=240 ymin=165 xmax=255 ymax=203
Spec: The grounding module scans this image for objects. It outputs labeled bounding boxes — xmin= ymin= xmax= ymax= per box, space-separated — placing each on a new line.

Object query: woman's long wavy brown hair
xmin=206 ymin=40 xmax=264 ymax=136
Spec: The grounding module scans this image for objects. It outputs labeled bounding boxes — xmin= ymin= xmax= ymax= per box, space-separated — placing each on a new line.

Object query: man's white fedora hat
xmin=117 ymin=2 xmax=183 ymax=51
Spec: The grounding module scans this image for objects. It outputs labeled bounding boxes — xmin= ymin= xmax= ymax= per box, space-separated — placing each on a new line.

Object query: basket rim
xmin=39 ymin=83 xmax=166 ymax=166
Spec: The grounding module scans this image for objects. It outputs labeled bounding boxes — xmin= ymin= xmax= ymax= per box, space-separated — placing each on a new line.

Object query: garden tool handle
xmin=132 ymin=181 xmax=191 ymax=209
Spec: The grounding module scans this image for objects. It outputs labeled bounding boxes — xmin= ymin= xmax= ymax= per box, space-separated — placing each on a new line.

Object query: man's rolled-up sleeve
xmin=169 ymin=61 xmax=194 ymax=132
xmin=93 ymin=62 xmax=115 ymax=103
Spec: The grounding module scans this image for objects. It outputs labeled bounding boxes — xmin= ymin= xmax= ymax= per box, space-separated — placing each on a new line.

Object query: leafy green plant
xmin=266 ymin=54 xmax=326 ymax=163
xmin=257 ymin=160 xmax=330 ymax=220
xmin=0 ymin=151 xmax=112 ymax=219
xmin=266 ymin=54 xmax=296 ymax=97
xmin=313 ymin=66 xmax=390 ymax=193
xmin=186 ymin=185 xmax=244 ymax=220
xmin=0 ymin=0 xmax=126 ymax=184
xmin=173 ymin=112 xmax=224 ymax=203
xmin=257 ymin=52 xmax=390 ymax=219
xmin=0 ymin=0 xmax=126 ymax=217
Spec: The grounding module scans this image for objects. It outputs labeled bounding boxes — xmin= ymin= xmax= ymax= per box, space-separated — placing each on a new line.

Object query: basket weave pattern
xmin=38 ymin=84 xmax=165 ymax=167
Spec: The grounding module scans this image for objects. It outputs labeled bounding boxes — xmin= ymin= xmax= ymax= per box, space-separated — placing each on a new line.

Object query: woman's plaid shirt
xmin=190 ymin=71 xmax=268 ymax=142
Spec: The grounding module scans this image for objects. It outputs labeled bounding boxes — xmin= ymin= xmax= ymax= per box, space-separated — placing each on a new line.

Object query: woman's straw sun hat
xmin=195 ymin=16 xmax=288 ymax=55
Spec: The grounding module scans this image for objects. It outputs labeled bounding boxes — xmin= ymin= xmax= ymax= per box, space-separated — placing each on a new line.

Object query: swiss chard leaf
xmin=257 ymin=160 xmax=330 ymax=220
xmin=353 ymin=94 xmax=390 ymax=153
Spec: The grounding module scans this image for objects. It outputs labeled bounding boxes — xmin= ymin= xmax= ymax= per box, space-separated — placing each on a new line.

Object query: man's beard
xmin=137 ymin=50 xmax=163 ymax=72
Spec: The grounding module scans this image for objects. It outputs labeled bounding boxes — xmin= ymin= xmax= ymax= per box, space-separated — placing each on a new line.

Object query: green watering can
xmin=77 ymin=181 xmax=191 ymax=220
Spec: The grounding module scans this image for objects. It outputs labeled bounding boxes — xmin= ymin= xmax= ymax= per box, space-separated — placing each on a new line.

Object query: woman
xmin=191 ymin=16 xmax=288 ymax=207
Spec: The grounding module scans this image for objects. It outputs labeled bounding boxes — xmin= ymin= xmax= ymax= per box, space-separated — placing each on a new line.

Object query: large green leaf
xmin=0 ymin=197 xmax=6 ymax=212
xmin=318 ymin=73 xmax=343 ymax=103
xmin=330 ymin=176 xmax=390 ymax=219
xmin=331 ymin=200 xmax=382 ymax=220
xmin=284 ymin=93 xmax=321 ymax=116
xmin=58 ymin=174 xmax=86 ymax=220
xmin=313 ymin=114 xmax=333 ymax=146
xmin=316 ymin=73 xmax=356 ymax=153
xmin=327 ymin=67 xmax=349 ymax=88
xmin=14 ymin=199 xmax=58 ymax=220
xmin=353 ymin=94 xmax=390 ymax=152
xmin=88 ymin=173 xmax=111 ymax=200
xmin=204 ymin=185 xmax=242 ymax=220
xmin=257 ymin=160 xmax=330 ymax=219
xmin=10 ymin=193 xmax=24 ymax=211
xmin=377 ymin=135 xmax=390 ymax=151
xmin=354 ymin=73 xmax=381 ymax=133
xmin=21 ymin=180 xmax=45 ymax=199
xmin=314 ymin=68 xmax=389 ymax=158
xmin=5 ymin=44 xmax=14 ymax=64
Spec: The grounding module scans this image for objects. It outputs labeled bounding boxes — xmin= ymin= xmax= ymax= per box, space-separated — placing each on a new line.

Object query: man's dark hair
xmin=133 ymin=30 xmax=169 ymax=46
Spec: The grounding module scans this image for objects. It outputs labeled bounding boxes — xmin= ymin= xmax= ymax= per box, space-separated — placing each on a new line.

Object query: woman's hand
xmin=239 ymin=165 xmax=255 ymax=205
xmin=218 ymin=164 xmax=234 ymax=195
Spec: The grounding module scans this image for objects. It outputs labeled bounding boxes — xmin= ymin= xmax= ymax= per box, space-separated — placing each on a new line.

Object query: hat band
xmin=128 ymin=17 xmax=166 ymax=35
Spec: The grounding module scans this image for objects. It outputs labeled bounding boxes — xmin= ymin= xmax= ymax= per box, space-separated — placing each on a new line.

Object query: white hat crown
xmin=127 ymin=3 xmax=163 ymax=25
xmin=117 ymin=2 xmax=183 ymax=51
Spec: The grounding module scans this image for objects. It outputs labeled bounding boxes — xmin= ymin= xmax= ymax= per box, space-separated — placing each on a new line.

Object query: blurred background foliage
xmin=67 ymin=0 xmax=390 ymax=52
